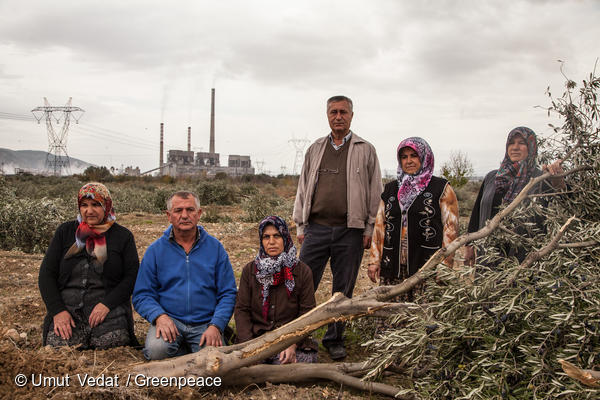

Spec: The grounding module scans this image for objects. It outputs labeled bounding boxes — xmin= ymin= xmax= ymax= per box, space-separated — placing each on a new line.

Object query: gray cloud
xmin=0 ymin=64 xmax=21 ymax=80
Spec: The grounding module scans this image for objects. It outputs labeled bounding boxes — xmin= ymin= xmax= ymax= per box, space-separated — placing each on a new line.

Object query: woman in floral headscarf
xmin=367 ymin=137 xmax=459 ymax=300
xmin=39 ymin=182 xmax=139 ymax=348
xmin=465 ymin=127 xmax=566 ymax=265
xmin=234 ymin=216 xmax=317 ymax=364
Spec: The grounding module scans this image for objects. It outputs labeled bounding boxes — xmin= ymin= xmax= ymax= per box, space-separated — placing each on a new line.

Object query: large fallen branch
xmin=223 ymin=362 xmax=413 ymax=399
xmin=132 ymin=163 xmax=587 ymax=397
xmin=133 ymin=294 xmax=413 ymax=378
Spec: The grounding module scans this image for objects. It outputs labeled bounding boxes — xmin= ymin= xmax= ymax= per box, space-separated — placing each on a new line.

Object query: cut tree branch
xmin=558 ymin=239 xmax=598 ymax=248
xmin=519 ymin=216 xmax=576 ymax=269
xmin=528 ymin=190 xmax=578 ymax=198
xmin=559 ymin=359 xmax=600 ymax=388
xmin=133 ymin=294 xmax=412 ymax=380
xmin=506 ymin=216 xmax=577 ymax=285
xmin=222 ymin=362 xmax=413 ymax=398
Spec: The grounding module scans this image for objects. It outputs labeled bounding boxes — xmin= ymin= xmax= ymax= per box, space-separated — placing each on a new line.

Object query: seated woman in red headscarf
xmin=234 ymin=216 xmax=317 ymax=364
xmin=39 ymin=182 xmax=139 ymax=349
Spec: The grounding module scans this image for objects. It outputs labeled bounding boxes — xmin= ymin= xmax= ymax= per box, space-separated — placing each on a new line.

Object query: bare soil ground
xmin=0 ymin=210 xmax=382 ymax=400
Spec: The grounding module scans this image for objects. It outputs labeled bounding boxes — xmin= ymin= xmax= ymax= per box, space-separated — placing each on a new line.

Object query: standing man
xmin=133 ymin=191 xmax=237 ymax=360
xmin=293 ymin=95 xmax=382 ymax=359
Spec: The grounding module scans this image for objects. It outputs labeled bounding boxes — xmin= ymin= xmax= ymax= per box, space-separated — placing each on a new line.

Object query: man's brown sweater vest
xmin=309 ymin=142 xmax=349 ymax=227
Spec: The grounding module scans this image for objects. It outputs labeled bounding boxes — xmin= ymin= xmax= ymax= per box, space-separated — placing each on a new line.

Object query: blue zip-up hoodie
xmin=132 ymin=225 xmax=237 ymax=332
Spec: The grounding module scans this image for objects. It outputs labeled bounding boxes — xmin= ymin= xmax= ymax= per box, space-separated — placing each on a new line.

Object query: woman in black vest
xmin=367 ymin=137 xmax=459 ymax=301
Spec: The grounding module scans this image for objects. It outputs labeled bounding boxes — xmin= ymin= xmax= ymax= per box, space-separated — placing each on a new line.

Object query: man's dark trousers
xmin=299 ymin=222 xmax=364 ymax=348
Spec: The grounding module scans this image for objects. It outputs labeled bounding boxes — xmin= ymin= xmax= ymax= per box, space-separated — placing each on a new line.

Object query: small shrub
xmin=240 ymin=183 xmax=259 ymax=197
xmin=196 ymin=181 xmax=239 ymax=205
xmin=0 ymin=176 xmax=15 ymax=200
xmin=0 ymin=197 xmax=70 ymax=253
xmin=157 ymin=175 xmax=174 ymax=184
xmin=240 ymin=174 xmax=277 ymax=185
xmin=111 ymin=187 xmax=165 ymax=213
xmin=214 ymin=172 xmax=229 ymax=180
xmin=201 ymin=208 xmax=232 ymax=223
xmin=111 ymin=188 xmax=148 ymax=213
xmin=153 ymin=189 xmax=172 ymax=213
xmin=242 ymin=192 xmax=285 ymax=222
xmin=81 ymin=166 xmax=112 ymax=182
xmin=274 ymin=197 xmax=294 ymax=222
xmin=6 ymin=175 xmax=81 ymax=202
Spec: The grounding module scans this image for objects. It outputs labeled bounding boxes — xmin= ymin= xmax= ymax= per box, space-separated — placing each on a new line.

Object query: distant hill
xmin=0 ymin=148 xmax=93 ymax=175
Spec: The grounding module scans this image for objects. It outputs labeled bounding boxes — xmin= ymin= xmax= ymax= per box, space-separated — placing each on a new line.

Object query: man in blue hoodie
xmin=133 ymin=191 xmax=237 ymax=360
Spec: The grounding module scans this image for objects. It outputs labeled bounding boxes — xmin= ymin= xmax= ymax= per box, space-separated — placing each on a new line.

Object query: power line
xmin=76 ymin=124 xmax=156 ymax=146
xmin=0 ymin=111 xmax=36 ymax=122
xmin=80 ymin=122 xmax=144 ymax=137
xmin=71 ymin=125 xmax=158 ymax=151
xmin=0 ymin=109 xmax=161 ymax=151
xmin=77 ymin=123 xmax=160 ymax=149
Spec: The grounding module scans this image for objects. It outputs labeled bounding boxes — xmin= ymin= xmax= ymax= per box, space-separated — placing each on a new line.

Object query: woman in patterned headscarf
xmin=465 ymin=127 xmax=566 ymax=265
xmin=234 ymin=216 xmax=317 ymax=364
xmin=367 ymin=137 xmax=459 ymax=301
xmin=39 ymin=182 xmax=139 ymax=349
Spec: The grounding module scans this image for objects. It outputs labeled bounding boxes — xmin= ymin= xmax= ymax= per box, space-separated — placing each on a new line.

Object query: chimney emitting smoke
xmin=159 ymin=122 xmax=164 ymax=170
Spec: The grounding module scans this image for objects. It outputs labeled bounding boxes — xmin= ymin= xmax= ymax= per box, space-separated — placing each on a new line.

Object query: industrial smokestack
xmin=209 ymin=88 xmax=215 ymax=154
xmin=160 ymin=123 xmax=164 ymax=170
xmin=187 ymin=127 xmax=191 ymax=152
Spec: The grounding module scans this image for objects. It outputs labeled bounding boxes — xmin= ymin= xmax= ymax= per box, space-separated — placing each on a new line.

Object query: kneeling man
xmin=133 ymin=191 xmax=237 ymax=360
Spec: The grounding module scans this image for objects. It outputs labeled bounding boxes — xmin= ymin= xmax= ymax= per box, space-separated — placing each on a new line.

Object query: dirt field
xmin=0 ymin=210 xmax=382 ymax=400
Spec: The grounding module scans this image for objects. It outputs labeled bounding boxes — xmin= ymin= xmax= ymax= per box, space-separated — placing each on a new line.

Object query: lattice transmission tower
xmin=289 ymin=138 xmax=310 ymax=175
xmin=255 ymin=160 xmax=265 ymax=175
xmin=31 ymin=98 xmax=84 ymax=176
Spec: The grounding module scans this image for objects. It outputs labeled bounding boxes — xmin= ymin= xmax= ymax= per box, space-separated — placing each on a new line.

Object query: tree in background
xmin=440 ymin=150 xmax=474 ymax=188
xmin=82 ymin=166 xmax=111 ymax=182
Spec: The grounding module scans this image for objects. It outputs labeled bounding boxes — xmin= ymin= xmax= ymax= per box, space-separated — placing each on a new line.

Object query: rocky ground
xmin=0 ymin=210 xmax=384 ymax=399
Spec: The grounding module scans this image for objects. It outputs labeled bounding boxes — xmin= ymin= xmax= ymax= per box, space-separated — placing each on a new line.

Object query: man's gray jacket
xmin=293 ymin=132 xmax=382 ymax=237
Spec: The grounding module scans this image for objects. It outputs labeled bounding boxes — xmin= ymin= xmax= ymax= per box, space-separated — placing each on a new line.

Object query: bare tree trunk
xmin=133 ymin=294 xmax=412 ymax=378
xmin=224 ymin=363 xmax=413 ymax=398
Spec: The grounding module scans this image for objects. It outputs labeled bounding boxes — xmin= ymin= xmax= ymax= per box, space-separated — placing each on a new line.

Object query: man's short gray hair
xmin=327 ymin=95 xmax=353 ymax=112
xmin=166 ymin=191 xmax=201 ymax=211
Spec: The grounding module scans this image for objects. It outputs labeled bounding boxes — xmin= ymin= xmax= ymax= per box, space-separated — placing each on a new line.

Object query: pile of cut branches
xmin=365 ymin=63 xmax=600 ymax=399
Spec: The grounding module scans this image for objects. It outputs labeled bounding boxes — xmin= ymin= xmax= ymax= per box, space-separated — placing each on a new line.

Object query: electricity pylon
xmin=289 ymin=138 xmax=310 ymax=175
xmin=255 ymin=160 xmax=265 ymax=175
xmin=31 ymin=97 xmax=84 ymax=176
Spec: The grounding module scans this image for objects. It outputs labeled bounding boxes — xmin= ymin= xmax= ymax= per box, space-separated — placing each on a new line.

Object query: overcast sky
xmin=0 ymin=0 xmax=598 ymax=176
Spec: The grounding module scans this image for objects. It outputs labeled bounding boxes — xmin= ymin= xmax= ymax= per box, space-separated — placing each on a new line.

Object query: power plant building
xmin=164 ymin=150 xmax=254 ymax=177
xmin=159 ymin=88 xmax=255 ymax=177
